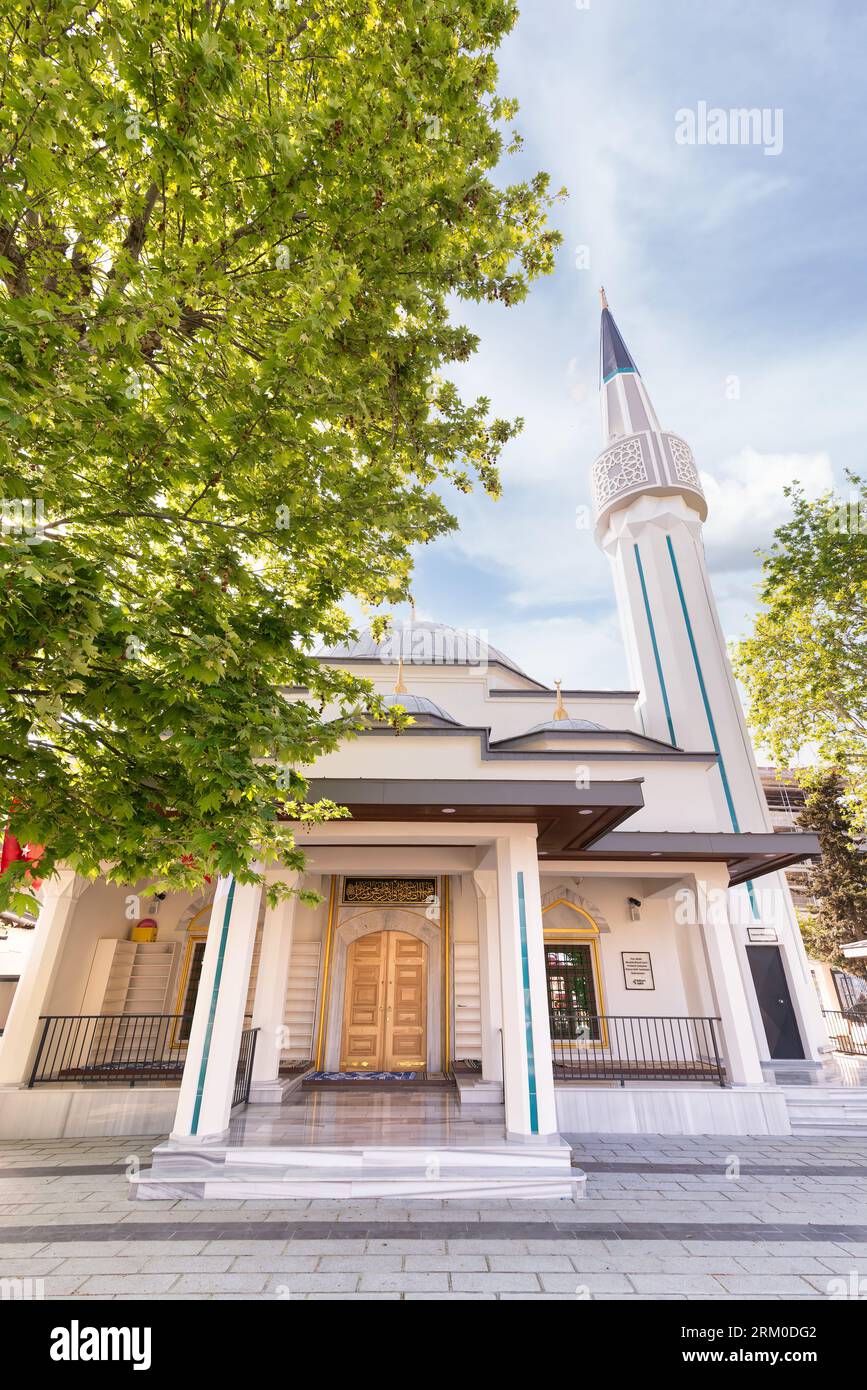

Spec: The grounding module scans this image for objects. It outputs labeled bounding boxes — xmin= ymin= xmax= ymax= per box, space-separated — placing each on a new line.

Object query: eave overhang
xmin=322 ymin=724 xmax=719 ymax=763
xmin=571 ymin=831 xmax=821 ymax=884
xmin=842 ymin=938 xmax=867 ymax=959
xmin=302 ymin=777 xmax=644 ymax=855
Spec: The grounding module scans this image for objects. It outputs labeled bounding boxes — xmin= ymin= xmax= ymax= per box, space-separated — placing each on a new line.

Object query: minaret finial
xmin=393 ymin=654 xmax=408 ymax=695
xmin=553 ymin=679 xmax=569 ymax=722
xmin=599 ymin=286 xmax=608 ymax=310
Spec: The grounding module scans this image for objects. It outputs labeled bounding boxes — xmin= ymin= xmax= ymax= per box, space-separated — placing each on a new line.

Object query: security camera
xmin=627 ymin=897 xmax=641 ymax=908
xmin=627 ymin=896 xmax=642 ymax=921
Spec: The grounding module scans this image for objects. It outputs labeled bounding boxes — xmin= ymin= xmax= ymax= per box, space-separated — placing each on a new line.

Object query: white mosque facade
xmin=0 ymin=301 xmax=837 ymax=1194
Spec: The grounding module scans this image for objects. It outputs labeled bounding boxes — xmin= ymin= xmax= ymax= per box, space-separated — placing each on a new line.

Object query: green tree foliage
xmin=733 ymin=474 xmax=867 ymax=831
xmin=796 ymin=769 xmax=867 ymax=981
xmin=0 ymin=1 xmax=563 ymax=908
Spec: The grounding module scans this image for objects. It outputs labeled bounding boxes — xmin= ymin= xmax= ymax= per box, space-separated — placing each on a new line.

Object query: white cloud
xmin=492 ymin=610 xmax=629 ymax=690
xmin=701 ymin=448 xmax=834 ymax=571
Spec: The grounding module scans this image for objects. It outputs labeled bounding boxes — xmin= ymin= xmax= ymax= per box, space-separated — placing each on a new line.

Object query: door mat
xmin=305 ymin=1071 xmax=421 ymax=1082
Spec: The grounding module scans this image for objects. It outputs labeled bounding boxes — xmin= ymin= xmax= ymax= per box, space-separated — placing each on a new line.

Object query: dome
xmin=378 ymin=693 xmax=461 ymax=727
xmin=318 ymin=619 xmax=530 ymax=678
xmin=523 ymin=718 xmax=607 ymax=735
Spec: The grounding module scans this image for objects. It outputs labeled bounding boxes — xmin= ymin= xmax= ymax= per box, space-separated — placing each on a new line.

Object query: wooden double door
xmin=340 ymin=931 xmax=427 ymax=1071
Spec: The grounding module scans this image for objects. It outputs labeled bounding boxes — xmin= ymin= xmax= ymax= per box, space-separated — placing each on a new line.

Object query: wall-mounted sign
xmin=622 ymin=950 xmax=655 ymax=990
xmin=747 ymin=926 xmax=778 ymax=944
xmin=342 ymin=877 xmax=437 ymax=905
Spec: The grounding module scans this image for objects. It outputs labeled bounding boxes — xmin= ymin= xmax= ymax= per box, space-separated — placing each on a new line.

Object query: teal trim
xmin=602 ymin=366 xmax=637 ymax=384
xmin=191 ymin=875 xmax=236 ymax=1135
xmin=516 ymin=870 xmax=539 ymax=1135
xmin=666 ymin=538 xmax=760 ymax=921
xmin=665 ymin=535 xmax=742 ymax=834
xmin=634 ymin=544 xmax=677 ymax=746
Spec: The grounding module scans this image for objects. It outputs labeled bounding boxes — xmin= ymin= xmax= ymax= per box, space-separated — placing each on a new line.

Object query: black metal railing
xmin=28 ymin=1014 xmax=193 ymax=1087
xmin=550 ymin=1012 xmax=726 ymax=1086
xmin=823 ymin=1008 xmax=867 ymax=1058
xmin=233 ymin=1027 xmax=259 ymax=1108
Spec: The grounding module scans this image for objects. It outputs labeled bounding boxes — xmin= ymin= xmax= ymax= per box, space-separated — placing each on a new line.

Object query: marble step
xmin=147 ymin=1141 xmax=573 ymax=1174
xmin=131 ymin=1163 xmax=585 ymax=1202
xmin=790 ymin=1125 xmax=867 ymax=1136
xmin=453 ymin=1073 xmax=505 ymax=1107
xmin=131 ymin=1139 xmax=585 ymax=1200
xmin=782 ymin=1087 xmax=867 ymax=1135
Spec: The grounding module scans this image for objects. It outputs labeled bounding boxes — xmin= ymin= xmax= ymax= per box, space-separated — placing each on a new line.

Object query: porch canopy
xmin=303 ymin=776 xmax=644 ymax=855
xmin=576 ymin=830 xmax=821 ymax=883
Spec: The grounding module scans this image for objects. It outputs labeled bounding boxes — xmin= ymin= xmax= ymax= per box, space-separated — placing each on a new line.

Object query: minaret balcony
xmin=591 ymin=428 xmax=707 ymax=537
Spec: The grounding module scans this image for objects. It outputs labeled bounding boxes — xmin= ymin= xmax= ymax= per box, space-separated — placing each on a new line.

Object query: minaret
xmin=591 ymin=290 xmax=768 ymax=837
xmin=591 ymin=291 xmax=826 ymax=1063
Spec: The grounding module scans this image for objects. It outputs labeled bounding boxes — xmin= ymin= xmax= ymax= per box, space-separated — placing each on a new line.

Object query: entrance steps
xmin=130 ymin=1139 xmax=585 ymax=1201
xmin=782 ymin=1087 xmax=867 ymax=1137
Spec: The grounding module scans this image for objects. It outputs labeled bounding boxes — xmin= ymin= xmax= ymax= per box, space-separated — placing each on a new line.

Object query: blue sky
xmin=405 ymin=0 xmax=867 ymax=687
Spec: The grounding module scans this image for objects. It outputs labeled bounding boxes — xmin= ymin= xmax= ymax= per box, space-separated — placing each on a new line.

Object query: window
xmin=545 ymin=943 xmax=600 ymax=1041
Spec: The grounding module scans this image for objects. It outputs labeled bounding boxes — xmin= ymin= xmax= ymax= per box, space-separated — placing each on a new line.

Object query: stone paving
xmin=1 ymin=1131 xmax=867 ymax=1300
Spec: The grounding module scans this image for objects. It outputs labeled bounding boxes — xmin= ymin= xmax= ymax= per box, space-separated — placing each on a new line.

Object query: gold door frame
xmin=170 ymin=904 xmax=212 ymax=1048
xmin=315 ymin=875 xmax=448 ymax=1073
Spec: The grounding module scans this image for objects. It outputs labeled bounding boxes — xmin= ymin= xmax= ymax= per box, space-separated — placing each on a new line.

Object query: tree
xmin=795 ymin=769 xmax=867 ymax=981
xmin=0 ymin=1 xmax=563 ymax=909
xmin=732 ymin=474 xmax=867 ymax=831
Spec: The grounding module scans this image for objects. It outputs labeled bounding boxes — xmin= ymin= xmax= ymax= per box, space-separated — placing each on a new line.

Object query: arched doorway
xmin=340 ymin=930 xmax=427 ymax=1071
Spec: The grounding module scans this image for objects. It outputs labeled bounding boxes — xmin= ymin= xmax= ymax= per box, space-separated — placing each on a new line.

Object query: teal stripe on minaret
xmin=634 ymin=543 xmax=677 ymax=746
xmin=191 ymin=875 xmax=236 ymax=1135
xmin=516 ymin=871 xmax=539 ymax=1135
xmin=665 ymin=536 xmax=740 ymax=829
xmin=665 ymin=539 xmax=760 ymax=919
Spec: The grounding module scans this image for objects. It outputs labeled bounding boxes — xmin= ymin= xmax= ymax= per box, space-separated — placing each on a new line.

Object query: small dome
xmin=379 ymin=693 xmax=461 ymax=727
xmin=523 ymin=718 xmax=607 ymax=735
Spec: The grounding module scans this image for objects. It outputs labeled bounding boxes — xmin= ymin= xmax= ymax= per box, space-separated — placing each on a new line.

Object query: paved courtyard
xmin=2 ymin=1130 xmax=867 ymax=1300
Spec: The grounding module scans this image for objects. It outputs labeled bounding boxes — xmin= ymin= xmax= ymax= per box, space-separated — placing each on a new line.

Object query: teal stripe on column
xmin=191 ymin=875 xmax=236 ymax=1135
xmin=665 ymin=536 xmax=759 ymax=919
xmin=516 ymin=870 xmax=539 ymax=1135
xmin=634 ymin=543 xmax=677 ymax=746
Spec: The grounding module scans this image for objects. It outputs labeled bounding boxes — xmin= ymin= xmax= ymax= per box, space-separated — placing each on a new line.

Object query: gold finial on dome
xmin=393 ymin=654 xmax=408 ymax=695
xmin=553 ymin=679 xmax=569 ymax=721
xmin=599 ymin=286 xmax=609 ymax=310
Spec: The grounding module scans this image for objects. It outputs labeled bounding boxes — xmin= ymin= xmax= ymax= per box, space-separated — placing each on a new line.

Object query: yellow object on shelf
xmin=130 ymin=921 xmax=158 ymax=943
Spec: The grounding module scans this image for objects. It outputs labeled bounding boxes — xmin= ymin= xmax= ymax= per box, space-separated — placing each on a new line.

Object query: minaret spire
xmin=393 ymin=655 xmax=407 ymax=694
xmin=598 ymin=293 xmax=659 ymax=443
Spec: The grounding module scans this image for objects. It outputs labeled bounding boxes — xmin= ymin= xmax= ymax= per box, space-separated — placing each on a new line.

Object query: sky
xmin=404 ymin=0 xmax=867 ymax=688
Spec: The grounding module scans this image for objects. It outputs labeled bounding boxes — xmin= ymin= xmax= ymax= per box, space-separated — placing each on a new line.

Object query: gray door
xmin=746 ymin=945 xmax=804 ymax=1059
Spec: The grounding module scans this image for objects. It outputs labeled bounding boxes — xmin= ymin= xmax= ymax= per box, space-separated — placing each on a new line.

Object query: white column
xmin=248 ymin=875 xmax=299 ymax=1102
xmin=171 ymin=875 xmax=263 ymax=1142
xmin=0 ymin=869 xmax=85 ymax=1086
xmin=495 ymin=833 xmax=558 ymax=1138
xmin=697 ymin=873 xmax=765 ymax=1085
xmin=472 ymin=870 xmax=503 ymax=1085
